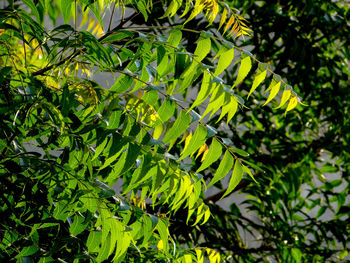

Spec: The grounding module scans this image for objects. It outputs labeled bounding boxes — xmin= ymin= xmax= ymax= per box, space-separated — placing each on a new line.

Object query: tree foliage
xmin=168 ymin=1 xmax=350 ymax=262
xmin=0 ymin=0 xmax=310 ymax=262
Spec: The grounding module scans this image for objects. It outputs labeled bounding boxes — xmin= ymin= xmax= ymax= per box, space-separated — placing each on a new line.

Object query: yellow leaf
xmin=183 ymin=132 xmax=193 ymax=153
xmin=179 ymin=130 xmax=190 ymax=144
xmin=157 ymin=240 xmax=163 ymax=250
xmin=185 ymin=3 xmax=205 ymax=24
xmin=229 ymin=21 xmax=238 ymax=35
xmin=285 ymin=96 xmax=298 ymax=114
xmin=234 ymin=31 xmax=243 ymax=39
xmin=218 ymin=7 xmax=228 ymax=30
xmin=207 ymin=1 xmax=219 ymax=26
xmin=201 ymin=147 xmax=209 ymax=162
xmin=196 ymin=143 xmax=208 ymax=160
xmin=223 ymin=15 xmax=235 ymax=34
xmin=263 ymin=81 xmax=281 ymax=106
xmin=275 ymin=89 xmax=292 ymax=109
xmin=153 ymin=124 xmax=164 ymax=139
xmin=87 ymin=18 xmax=95 ymax=31
xmin=237 ymin=14 xmax=248 ymax=22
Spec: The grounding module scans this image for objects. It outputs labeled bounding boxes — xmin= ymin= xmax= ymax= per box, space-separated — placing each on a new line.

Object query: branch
xmin=32 ymin=11 xmax=140 ymax=77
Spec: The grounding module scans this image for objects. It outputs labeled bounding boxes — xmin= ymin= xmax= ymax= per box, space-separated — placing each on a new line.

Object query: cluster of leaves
xmin=168 ymin=1 xmax=350 ymax=262
xmin=162 ymin=0 xmax=252 ymax=39
xmin=0 ymin=0 xmax=303 ymax=262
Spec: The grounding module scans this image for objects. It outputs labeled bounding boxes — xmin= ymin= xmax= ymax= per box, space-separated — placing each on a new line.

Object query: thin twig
xmin=108 ymin=2 xmax=117 ymax=32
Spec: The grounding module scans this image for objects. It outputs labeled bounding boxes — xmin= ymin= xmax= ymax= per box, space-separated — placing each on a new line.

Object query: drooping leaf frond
xmin=161 ymin=0 xmax=253 ymax=39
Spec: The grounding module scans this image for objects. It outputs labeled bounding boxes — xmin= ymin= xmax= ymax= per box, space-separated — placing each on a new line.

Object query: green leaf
xmin=189 ymin=71 xmax=212 ymax=110
xmin=197 ymin=138 xmax=222 ymax=173
xmin=172 ymin=176 xmax=192 ymax=210
xmin=99 ymin=142 xmax=127 ymax=172
xmin=201 ymin=86 xmax=226 ymax=119
xmin=179 ymin=125 xmax=207 ymax=160
xmin=339 ymin=250 xmax=348 ymax=260
xmin=96 ymin=234 xmax=111 ymax=262
xmin=86 ymin=231 xmax=102 ymax=253
xmin=248 ymin=70 xmax=267 ymax=98
xmin=175 ymin=52 xmax=191 ymax=78
xmin=214 ymin=48 xmax=234 ymax=76
xmin=108 ymin=110 xmax=122 ymax=129
xmin=137 ymin=0 xmax=149 ymax=21
xmin=109 ymin=218 xmax=122 ymax=256
xmin=124 ymin=165 xmax=157 ymax=193
xmin=38 ymin=257 xmax=54 ymax=263
xmin=142 ymin=90 xmax=158 ymax=106
xmin=263 ymin=81 xmax=281 ymax=106
xmin=222 ymin=160 xmax=243 ymax=199
xmin=53 ymin=201 xmax=69 ymax=221
xmin=156 ymin=218 xmax=169 ymax=251
xmin=113 ymin=232 xmax=131 ymax=261
xmin=227 ymin=101 xmax=239 ymax=123
xmin=183 ymin=36 xmax=211 ymax=77
xmin=218 ymin=95 xmax=238 ymax=123
xmin=207 ymin=150 xmax=234 ymax=187
xmin=156 ymin=46 xmax=168 ymax=77
xmin=291 ymin=248 xmax=302 ymax=263
xmin=80 ymin=193 xmax=98 ymax=214
xmin=242 ymin=165 xmax=258 ymax=184
xmin=141 ymin=215 xmax=153 ymax=246
xmin=316 ymin=206 xmax=327 ymax=218
xmin=194 ymin=36 xmax=211 ymax=63
xmin=168 ymin=29 xmax=182 ymax=47
xmin=163 ymin=111 xmax=191 ymax=144
xmin=69 ymin=214 xmax=88 ymax=236
xmin=106 ymin=143 xmax=140 ymax=183
xmin=156 ymin=99 xmax=176 ymax=124
xmin=192 ymin=203 xmax=205 ymax=225
xmin=160 ymin=0 xmax=181 ymax=19
xmin=233 ymin=56 xmax=252 ymax=87
xmin=110 ymin=75 xmax=133 ymax=93
xmin=275 ymin=88 xmax=292 ymax=109
xmin=88 ymin=2 xmax=104 ymax=28
xmin=101 ymin=31 xmax=134 ymax=43
xmin=19 ymin=246 xmax=38 ymax=257
xmin=230 ymin=148 xmax=249 ymax=157
xmin=92 ymin=136 xmax=109 ymax=160
xmin=61 ymin=0 xmax=72 ymax=24
xmin=23 ymin=0 xmax=41 ymax=22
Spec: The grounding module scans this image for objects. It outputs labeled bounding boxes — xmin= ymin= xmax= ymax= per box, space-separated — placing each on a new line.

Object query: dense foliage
xmin=169 ymin=1 xmax=350 ymax=262
xmin=1 ymin=0 xmax=348 ymax=262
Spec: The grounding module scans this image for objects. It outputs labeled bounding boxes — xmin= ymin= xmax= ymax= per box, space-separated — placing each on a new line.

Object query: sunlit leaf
xmin=207 ymin=150 xmax=234 ymax=187
xmin=163 ymin=111 xmax=191 ymax=144
xmin=197 ymin=138 xmax=222 ymax=173
xmin=221 ymin=160 xmax=243 ymax=199
xmin=233 ymin=56 xmax=252 ymax=87
xmin=263 ymin=81 xmax=281 ymax=106
xmin=180 ymin=125 xmax=207 ymax=160
xmin=285 ymin=96 xmax=298 ymax=114
xmin=214 ymin=48 xmax=234 ymax=76
xmin=248 ymin=69 xmax=267 ymax=98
